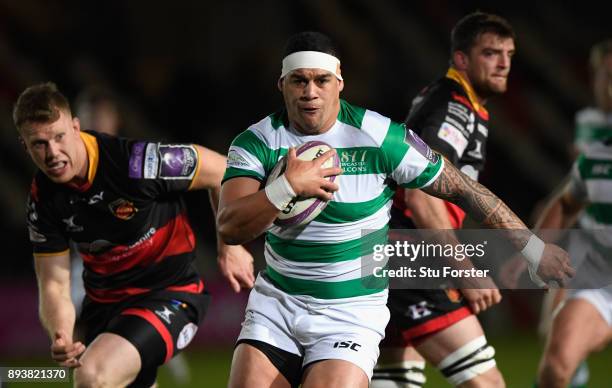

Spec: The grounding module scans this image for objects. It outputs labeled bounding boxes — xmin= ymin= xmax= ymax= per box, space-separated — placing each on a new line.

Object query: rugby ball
xmin=266 ymin=141 xmax=340 ymax=227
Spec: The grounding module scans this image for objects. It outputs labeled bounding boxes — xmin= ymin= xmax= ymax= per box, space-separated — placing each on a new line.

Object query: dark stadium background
xmin=0 ymin=1 xmax=609 ymax=386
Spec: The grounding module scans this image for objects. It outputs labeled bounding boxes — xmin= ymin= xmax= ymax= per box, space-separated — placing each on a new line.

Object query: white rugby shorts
xmin=567 ymin=286 xmax=612 ymax=326
xmin=237 ymin=273 xmax=390 ymax=379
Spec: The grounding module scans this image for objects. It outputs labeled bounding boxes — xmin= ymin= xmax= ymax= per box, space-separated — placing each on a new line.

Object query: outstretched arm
xmin=189 ymin=145 xmax=228 ymax=190
xmin=422 ymin=157 xmax=526 ymax=232
xmin=422 ymin=158 xmax=575 ymax=285
xmin=189 ymin=145 xmax=256 ymax=292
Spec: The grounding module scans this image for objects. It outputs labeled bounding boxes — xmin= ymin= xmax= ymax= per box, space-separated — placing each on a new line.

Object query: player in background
xmin=71 ymin=86 xmax=194 ymax=385
xmin=16 ymin=82 xmax=254 ymax=387
xmin=217 ymin=31 xmax=573 ymax=388
xmin=539 ymin=38 xmax=612 ymax=388
xmin=373 ymin=12 xmax=514 ymax=387
xmin=573 ymin=39 xmax=612 ymax=157
xmin=532 ymin=136 xmax=612 ymax=387
xmin=502 ymin=38 xmax=612 ymax=388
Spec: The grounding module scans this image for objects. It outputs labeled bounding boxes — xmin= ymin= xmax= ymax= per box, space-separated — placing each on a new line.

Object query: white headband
xmin=280 ymin=51 xmax=343 ymax=80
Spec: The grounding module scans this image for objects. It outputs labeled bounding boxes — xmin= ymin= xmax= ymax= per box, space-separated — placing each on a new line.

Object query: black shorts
xmin=381 ymin=288 xmax=472 ymax=347
xmin=80 ymin=288 xmax=210 ymax=387
xmin=383 ymin=207 xmax=472 ymax=347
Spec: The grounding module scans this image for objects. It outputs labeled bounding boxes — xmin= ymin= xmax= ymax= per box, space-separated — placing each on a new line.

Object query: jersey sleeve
xmin=381 ymin=122 xmax=444 ymax=189
xmin=126 ymin=140 xmax=200 ymax=195
xmin=223 ymin=129 xmax=275 ymax=184
xmin=26 ymin=179 xmax=69 ymax=256
xmin=407 ymin=96 xmax=471 ymax=166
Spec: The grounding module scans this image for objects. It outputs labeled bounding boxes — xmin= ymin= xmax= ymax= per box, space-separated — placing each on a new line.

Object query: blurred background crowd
xmin=0 ymin=0 xmax=609 ymax=384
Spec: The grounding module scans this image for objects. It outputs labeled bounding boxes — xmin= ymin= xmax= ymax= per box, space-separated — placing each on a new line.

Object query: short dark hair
xmin=283 ymin=31 xmax=340 ymax=60
xmin=590 ymin=39 xmax=612 ymax=71
xmin=451 ymin=12 xmax=515 ymax=55
xmin=13 ymin=82 xmax=71 ymax=130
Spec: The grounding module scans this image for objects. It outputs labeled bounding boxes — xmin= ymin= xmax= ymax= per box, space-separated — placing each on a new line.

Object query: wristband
xmin=522 ymin=234 xmax=547 ymax=287
xmin=521 ymin=234 xmax=545 ymax=267
xmin=265 ymin=174 xmax=296 ymax=211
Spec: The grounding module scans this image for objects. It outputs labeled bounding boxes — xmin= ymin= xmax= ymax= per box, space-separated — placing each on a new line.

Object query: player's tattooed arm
xmin=421 ymin=157 xmax=532 ymax=248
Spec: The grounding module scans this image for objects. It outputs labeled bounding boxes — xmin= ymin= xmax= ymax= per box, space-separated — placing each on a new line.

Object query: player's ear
xmin=453 ymin=50 xmax=469 ymax=71
xmin=277 ymin=78 xmax=284 ymax=92
xmin=337 ymin=67 xmax=344 ymax=92
xmin=72 ymin=117 xmax=81 ymax=132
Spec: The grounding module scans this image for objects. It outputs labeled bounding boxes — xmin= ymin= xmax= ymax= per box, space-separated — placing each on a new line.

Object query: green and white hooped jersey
xmin=571 ymin=141 xmax=612 ymax=235
xmin=574 ymin=108 xmax=612 ymax=231
xmin=574 ymin=107 xmax=612 ymax=154
xmin=223 ymin=100 xmax=444 ymax=299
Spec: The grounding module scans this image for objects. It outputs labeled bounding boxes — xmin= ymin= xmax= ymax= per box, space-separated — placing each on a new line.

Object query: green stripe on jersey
xmin=578 ymin=156 xmax=612 ymax=180
xmin=223 ymin=168 xmax=264 ymax=183
xmin=338 ymin=99 xmax=366 ymax=129
xmin=265 ymin=266 xmax=388 ymax=299
xmin=401 ymin=156 xmax=444 ymax=188
xmin=314 ymin=187 xmax=394 ymax=224
xmin=267 ymin=225 xmax=389 ymax=263
xmin=575 ymin=126 xmax=612 ymax=143
xmin=269 ymin=110 xmax=288 ymax=130
xmin=380 ymin=121 xmax=410 ymax=172
xmin=223 ymin=128 xmax=289 ymax=183
xmin=228 ymin=130 xmax=278 ymax=172
xmin=586 ymin=204 xmax=612 ymax=224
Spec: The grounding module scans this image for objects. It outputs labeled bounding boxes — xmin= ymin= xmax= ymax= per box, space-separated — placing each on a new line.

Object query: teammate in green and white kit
xmin=535 ymin=138 xmax=612 ymax=387
xmin=217 ymin=31 xmax=574 ymax=388
xmin=574 ymin=40 xmax=612 ymax=156
xmin=532 ymin=39 xmax=612 ymax=388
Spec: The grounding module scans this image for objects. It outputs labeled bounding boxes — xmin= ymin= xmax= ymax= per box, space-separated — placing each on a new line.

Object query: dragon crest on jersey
xmin=109 ymin=198 xmax=138 ymax=220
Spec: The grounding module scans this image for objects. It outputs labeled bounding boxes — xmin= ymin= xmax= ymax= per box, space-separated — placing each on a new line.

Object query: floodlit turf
xmin=410 ymin=333 xmax=612 ymax=388
xmin=160 ymin=335 xmax=612 ymax=388
xmin=4 ymin=335 xmax=611 ymax=387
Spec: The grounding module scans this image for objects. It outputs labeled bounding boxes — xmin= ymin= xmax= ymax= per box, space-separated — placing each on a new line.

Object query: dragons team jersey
xmin=26 ymin=131 xmax=204 ymax=303
xmin=223 ymin=99 xmax=443 ymax=299
xmin=393 ymin=68 xmax=490 ymax=227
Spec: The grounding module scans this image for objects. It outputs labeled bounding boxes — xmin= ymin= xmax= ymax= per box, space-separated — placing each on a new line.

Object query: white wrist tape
xmin=522 ymin=235 xmax=547 ymax=287
xmin=265 ymin=174 xmax=296 ymax=211
xmin=522 ymin=235 xmax=545 ymax=266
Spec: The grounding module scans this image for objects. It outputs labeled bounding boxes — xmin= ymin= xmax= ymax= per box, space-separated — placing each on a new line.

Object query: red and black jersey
xmin=394 ymin=68 xmax=490 ymax=228
xmin=26 ymin=131 xmax=204 ymax=303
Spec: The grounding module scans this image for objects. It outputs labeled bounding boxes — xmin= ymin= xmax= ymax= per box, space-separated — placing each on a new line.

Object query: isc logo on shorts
xmin=332 ymin=340 xmax=361 ymax=352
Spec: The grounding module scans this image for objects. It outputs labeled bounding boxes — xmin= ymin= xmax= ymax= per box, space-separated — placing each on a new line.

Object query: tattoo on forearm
xmin=423 ymin=160 xmax=531 ymax=248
